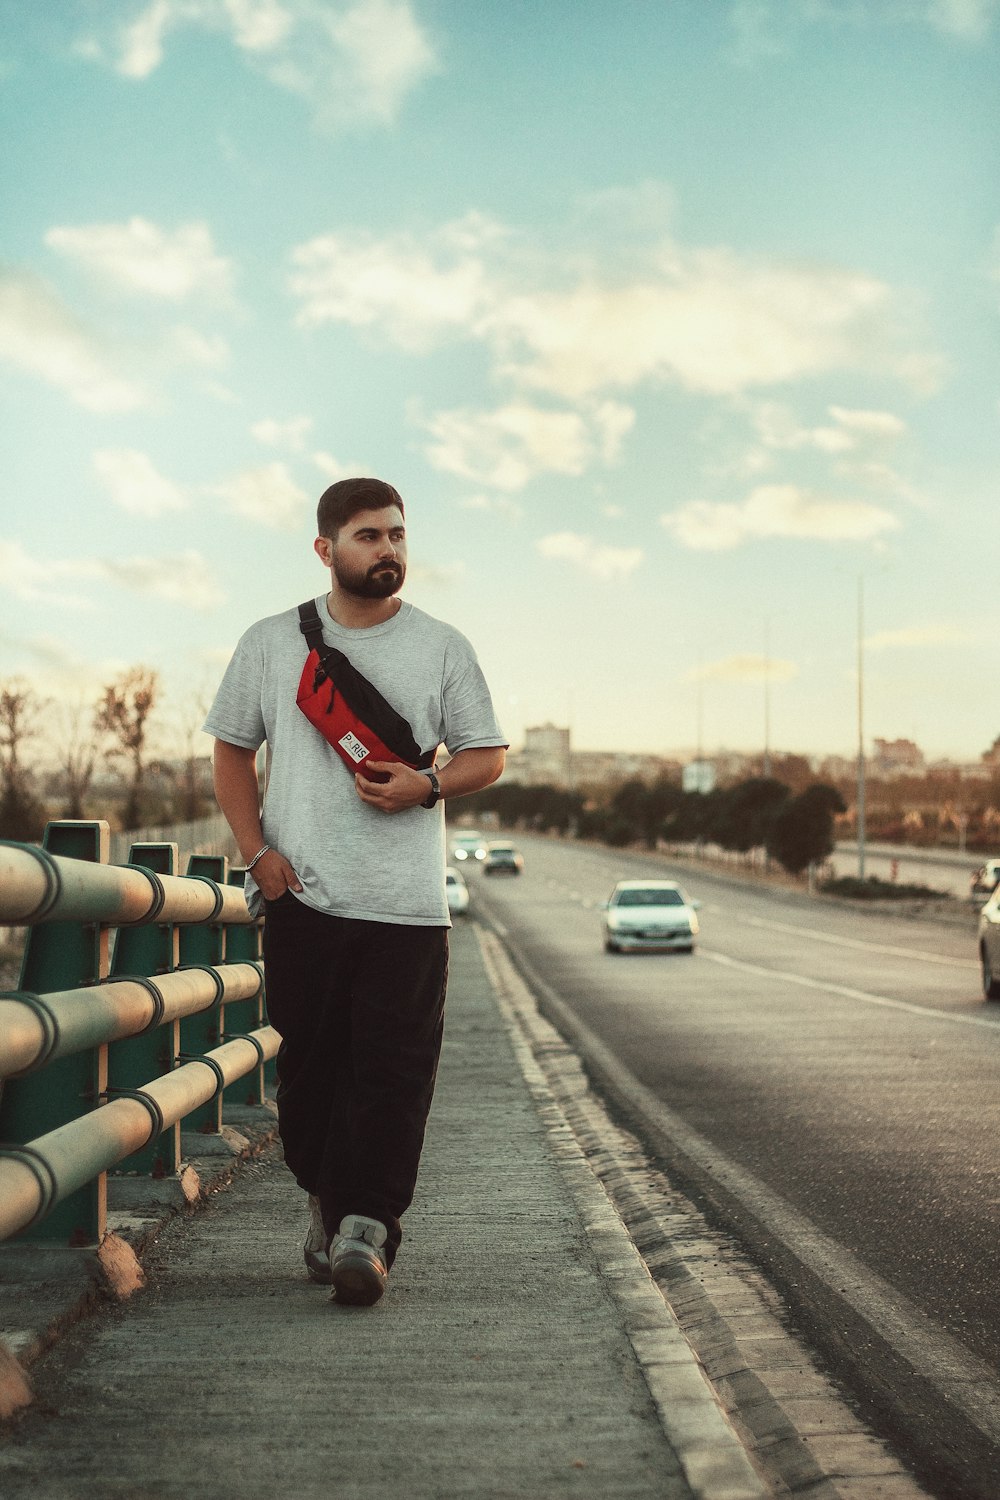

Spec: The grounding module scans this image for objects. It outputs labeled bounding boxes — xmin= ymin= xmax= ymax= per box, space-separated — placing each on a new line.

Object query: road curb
xmin=477 ymin=924 xmax=769 ymax=1500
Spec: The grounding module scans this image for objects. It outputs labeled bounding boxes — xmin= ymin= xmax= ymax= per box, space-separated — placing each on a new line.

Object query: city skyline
xmin=1 ymin=2 xmax=997 ymax=762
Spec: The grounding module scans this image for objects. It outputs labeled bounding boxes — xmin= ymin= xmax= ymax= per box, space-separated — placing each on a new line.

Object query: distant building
xmin=682 ymin=760 xmax=717 ymax=794
xmin=572 ymin=750 xmax=679 ymax=786
xmin=817 ymin=754 xmax=856 ymax=781
xmin=501 ymin=724 xmax=678 ymax=788
xmin=927 ymin=758 xmax=992 ymax=782
xmin=502 ymin=722 xmax=572 ymax=786
xmin=872 ymin=738 xmax=924 ymax=777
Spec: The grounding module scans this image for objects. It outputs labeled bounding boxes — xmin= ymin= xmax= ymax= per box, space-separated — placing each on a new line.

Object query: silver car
xmin=603 ymin=879 xmax=699 ymax=954
xmin=977 ymin=884 xmax=1000 ymax=998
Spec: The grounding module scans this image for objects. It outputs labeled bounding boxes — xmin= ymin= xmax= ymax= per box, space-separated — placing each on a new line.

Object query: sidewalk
xmin=0 ymin=921 xmax=764 ymax=1500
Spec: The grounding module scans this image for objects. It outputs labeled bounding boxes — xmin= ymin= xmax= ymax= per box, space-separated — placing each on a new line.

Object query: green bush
xmin=820 ymin=875 xmax=947 ymax=901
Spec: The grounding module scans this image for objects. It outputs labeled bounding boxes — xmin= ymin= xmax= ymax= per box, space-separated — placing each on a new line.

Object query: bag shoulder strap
xmin=297 ymin=598 xmax=326 ymax=654
xmin=295 ymin=600 xmax=434 ymax=768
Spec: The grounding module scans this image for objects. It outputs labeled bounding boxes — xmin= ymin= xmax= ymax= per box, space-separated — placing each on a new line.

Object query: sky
xmin=1 ymin=0 xmax=998 ymax=767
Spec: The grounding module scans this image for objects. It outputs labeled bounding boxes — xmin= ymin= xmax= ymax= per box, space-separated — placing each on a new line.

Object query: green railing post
xmin=0 ymin=821 xmax=110 ymax=1245
xmin=222 ymin=868 xmax=266 ymax=1105
xmin=177 ymin=853 xmax=226 ymax=1136
xmin=107 ymin=844 xmax=180 ymax=1178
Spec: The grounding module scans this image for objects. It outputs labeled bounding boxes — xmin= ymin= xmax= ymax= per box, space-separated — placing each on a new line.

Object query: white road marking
xmin=700 ymin=947 xmax=996 ymax=1030
xmin=727 ymin=911 xmax=978 ymax=969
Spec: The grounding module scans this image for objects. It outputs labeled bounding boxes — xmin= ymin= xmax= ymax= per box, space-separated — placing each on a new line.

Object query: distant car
xmin=483 ymin=840 xmax=524 ymax=876
xmin=602 ymin=879 xmax=699 ymax=954
xmin=451 ymin=831 xmax=487 ymax=863
xmin=445 ymin=866 xmax=470 ymax=916
xmin=977 ymin=883 xmax=1000 ymax=998
xmin=971 ymin=859 xmax=1000 ymax=903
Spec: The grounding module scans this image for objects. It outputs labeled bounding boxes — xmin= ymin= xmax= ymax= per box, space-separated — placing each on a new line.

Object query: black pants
xmin=262 ymin=893 xmax=449 ymax=1269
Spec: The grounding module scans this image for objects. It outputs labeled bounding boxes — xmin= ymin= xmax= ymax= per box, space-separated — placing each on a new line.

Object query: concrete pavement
xmin=0 ymin=918 xmax=764 ymax=1500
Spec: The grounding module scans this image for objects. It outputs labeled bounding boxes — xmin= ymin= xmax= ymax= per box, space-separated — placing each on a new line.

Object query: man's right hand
xmin=252 ymin=849 xmax=303 ymax=901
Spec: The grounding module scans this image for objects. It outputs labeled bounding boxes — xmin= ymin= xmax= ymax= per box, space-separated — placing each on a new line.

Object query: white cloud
xmin=752 ymin=401 xmax=907 ymax=457
xmin=93 ymin=449 xmax=189 ymax=517
xmin=689 ymin=654 xmax=798 ymax=684
xmin=536 ymin=532 xmax=643 ymax=580
xmin=324 ymin=0 xmax=438 ymax=124
xmin=926 ymin=0 xmax=998 ymax=38
xmin=99 ymin=550 xmax=225 ymax=611
xmin=211 ymin=461 xmax=309 ymax=528
xmin=457 ymin=493 xmax=525 ymax=520
xmin=725 ymin=0 xmax=998 ymax=53
xmin=46 ymin=217 xmax=233 ymax=301
xmin=251 ymin=415 xmax=313 ymax=451
xmin=111 ymin=0 xmax=173 ymax=77
xmin=222 ymin=0 xmax=293 ymax=52
xmin=421 ymin=400 xmax=634 ymax=492
xmin=865 ymin=623 xmax=973 ymax=650
xmin=288 ymin=217 xmax=937 ymax=402
xmin=661 ymin=484 xmax=900 ymax=550
xmin=290 ymin=224 xmax=491 ymax=350
xmin=496 ymin=252 xmax=924 ymax=400
xmin=0 ymin=538 xmax=222 ymax=612
xmin=82 ymin=0 xmax=437 ymax=128
xmin=169 ymin=325 xmax=231 ymax=367
xmin=827 ymin=405 xmax=908 ymax=441
xmin=407 ymin=560 xmax=466 ymax=589
xmin=313 ymin=452 xmax=370 ymax=483
xmin=0 ymin=266 xmax=145 ymax=411
xmin=0 ymin=540 xmax=103 ymax=607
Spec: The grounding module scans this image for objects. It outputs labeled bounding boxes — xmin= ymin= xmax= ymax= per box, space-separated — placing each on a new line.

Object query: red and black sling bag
xmin=295 ymin=599 xmax=436 ymax=780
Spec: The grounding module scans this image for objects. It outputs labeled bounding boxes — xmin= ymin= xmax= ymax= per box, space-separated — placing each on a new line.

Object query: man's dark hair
xmin=317 ymin=477 xmax=405 ymax=538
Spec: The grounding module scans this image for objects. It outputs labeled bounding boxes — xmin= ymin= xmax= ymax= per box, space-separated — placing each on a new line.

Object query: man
xmin=205 ymin=476 xmax=506 ymax=1306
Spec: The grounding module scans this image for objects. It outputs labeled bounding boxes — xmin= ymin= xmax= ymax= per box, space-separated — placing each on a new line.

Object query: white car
xmin=977 ymin=883 xmax=1000 ymax=998
xmin=603 ymin=879 xmax=699 ymax=954
xmin=971 ymin=858 xmax=1000 ymax=903
xmin=445 ymin=866 xmax=470 ymax=915
xmin=450 ymin=831 xmax=487 ymax=863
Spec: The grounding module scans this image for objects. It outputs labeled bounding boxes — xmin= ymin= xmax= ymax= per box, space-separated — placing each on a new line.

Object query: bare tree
xmin=173 ymin=681 xmax=212 ymax=823
xmin=57 ymin=698 xmax=101 ymax=819
xmin=0 ymin=680 xmax=47 ymax=839
xmin=95 ymin=667 xmax=160 ymax=831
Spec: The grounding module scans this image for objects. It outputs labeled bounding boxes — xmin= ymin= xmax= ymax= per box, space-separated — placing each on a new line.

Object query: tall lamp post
xmin=763 ymin=616 xmax=772 ymax=778
xmin=857 ymin=575 xmax=866 ymax=881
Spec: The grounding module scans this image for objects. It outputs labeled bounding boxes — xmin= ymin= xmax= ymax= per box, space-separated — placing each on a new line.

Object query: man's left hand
xmin=355 ymin=761 xmax=434 ymax=813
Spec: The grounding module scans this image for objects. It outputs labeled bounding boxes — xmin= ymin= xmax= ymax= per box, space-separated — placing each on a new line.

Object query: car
xmin=977 ymin=883 xmax=1000 ymax=998
xmin=483 ymin=840 xmax=524 ymax=876
xmin=450 ymin=830 xmax=487 ymax=864
xmin=970 ymin=858 xmax=1000 ymax=903
xmin=445 ymin=865 xmax=470 ymax=915
xmin=602 ymin=879 xmax=699 ymax=954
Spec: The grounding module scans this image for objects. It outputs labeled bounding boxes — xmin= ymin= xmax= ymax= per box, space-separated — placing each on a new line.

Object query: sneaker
xmin=329 ymin=1214 xmax=388 ymax=1306
xmin=303 ymin=1194 xmax=332 ymax=1285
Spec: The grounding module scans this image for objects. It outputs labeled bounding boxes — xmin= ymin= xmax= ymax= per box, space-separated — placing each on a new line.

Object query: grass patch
xmin=820 ymin=875 xmax=949 ymax=901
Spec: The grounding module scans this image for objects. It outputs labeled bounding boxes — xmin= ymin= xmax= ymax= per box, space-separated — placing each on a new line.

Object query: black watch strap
xmin=421 ymin=771 xmax=441 ymax=808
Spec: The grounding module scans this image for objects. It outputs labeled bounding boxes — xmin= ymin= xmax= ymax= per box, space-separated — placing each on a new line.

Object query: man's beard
xmin=332 ymin=555 xmax=405 ymax=600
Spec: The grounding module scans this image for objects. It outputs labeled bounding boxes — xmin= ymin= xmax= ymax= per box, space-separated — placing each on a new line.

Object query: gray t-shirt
xmin=204 ymin=595 xmax=505 ymax=925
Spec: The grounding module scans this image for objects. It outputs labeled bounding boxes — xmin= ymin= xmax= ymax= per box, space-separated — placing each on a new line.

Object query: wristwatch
xmin=421 ymin=771 xmax=442 ymax=809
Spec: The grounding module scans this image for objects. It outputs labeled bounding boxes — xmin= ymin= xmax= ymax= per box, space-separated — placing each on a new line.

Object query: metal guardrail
xmin=0 ymin=820 xmax=277 ymax=1247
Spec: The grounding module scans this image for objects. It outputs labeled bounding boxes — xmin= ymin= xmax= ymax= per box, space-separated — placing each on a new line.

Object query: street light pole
xmin=763 ymin=616 xmax=772 ymax=778
xmin=857 ymin=575 xmax=866 ymax=881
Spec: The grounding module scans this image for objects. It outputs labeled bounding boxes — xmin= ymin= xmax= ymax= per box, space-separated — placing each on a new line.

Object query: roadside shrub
xmin=820 ymin=875 xmax=947 ymax=901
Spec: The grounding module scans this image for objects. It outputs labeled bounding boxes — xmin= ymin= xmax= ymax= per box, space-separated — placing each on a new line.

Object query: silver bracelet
xmin=246 ymin=843 xmax=271 ymax=873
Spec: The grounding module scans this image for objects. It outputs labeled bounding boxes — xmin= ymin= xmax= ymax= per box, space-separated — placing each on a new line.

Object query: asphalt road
xmin=465 ymin=833 xmax=1000 ymax=1499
